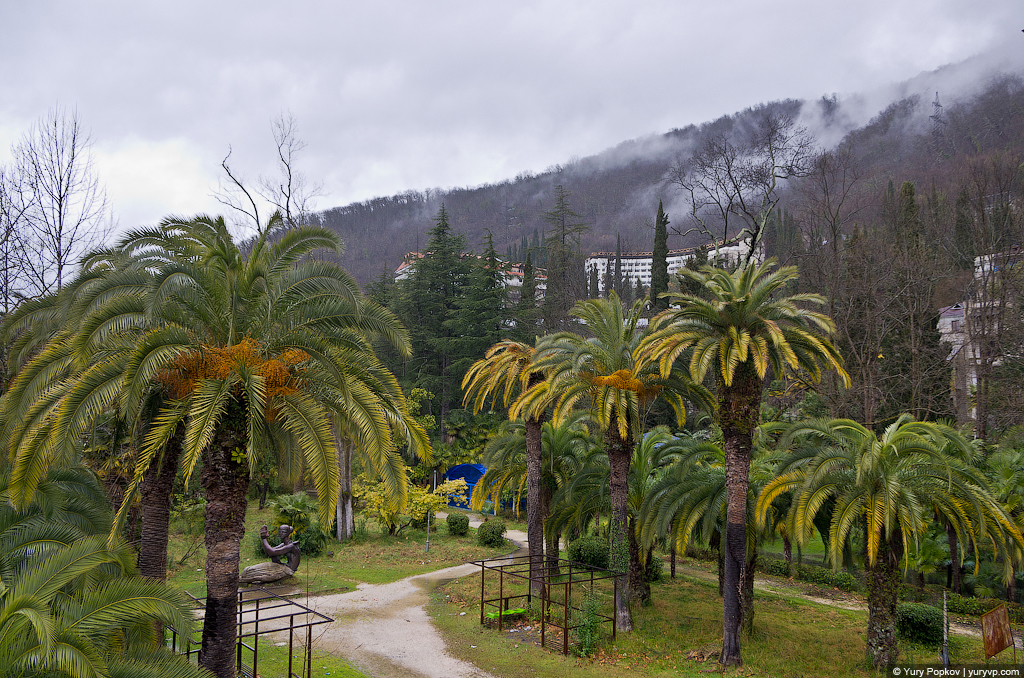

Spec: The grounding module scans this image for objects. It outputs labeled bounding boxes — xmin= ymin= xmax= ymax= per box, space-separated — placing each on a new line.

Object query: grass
xmin=429 ymin=561 xmax=1006 ymax=678
xmin=166 ymin=505 xmax=516 ymax=597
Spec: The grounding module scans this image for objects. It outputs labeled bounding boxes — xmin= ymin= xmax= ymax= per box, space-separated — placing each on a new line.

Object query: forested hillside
xmin=320 ymin=65 xmax=1024 ymax=288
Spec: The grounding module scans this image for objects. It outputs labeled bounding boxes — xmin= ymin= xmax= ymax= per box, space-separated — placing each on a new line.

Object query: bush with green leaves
xmin=568 ymin=535 xmax=609 ymax=569
xmin=896 ymin=603 xmax=944 ymax=644
xmin=477 ymin=519 xmax=507 ymax=547
xmin=447 ymin=512 xmax=470 ymax=536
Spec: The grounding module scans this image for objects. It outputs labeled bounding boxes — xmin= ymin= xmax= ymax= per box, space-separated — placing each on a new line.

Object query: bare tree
xmin=215 ymin=112 xmax=323 ymax=232
xmin=10 ymin=106 xmax=109 ymax=295
xmin=667 ymin=109 xmax=816 ymax=267
xmin=0 ymin=166 xmax=31 ymax=313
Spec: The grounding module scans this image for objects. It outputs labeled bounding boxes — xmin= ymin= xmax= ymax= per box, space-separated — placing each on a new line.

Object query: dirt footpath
xmin=290 ymin=516 xmax=527 ymax=678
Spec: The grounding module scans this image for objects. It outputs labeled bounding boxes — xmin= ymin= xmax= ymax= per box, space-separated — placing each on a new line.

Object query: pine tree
xmin=541 ymin=185 xmax=589 ymax=331
xmin=650 ymin=201 xmax=670 ymax=311
xmin=395 ymin=204 xmax=470 ymax=433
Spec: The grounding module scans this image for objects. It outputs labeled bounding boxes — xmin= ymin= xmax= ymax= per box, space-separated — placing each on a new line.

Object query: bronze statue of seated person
xmin=260 ymin=524 xmax=301 ymax=572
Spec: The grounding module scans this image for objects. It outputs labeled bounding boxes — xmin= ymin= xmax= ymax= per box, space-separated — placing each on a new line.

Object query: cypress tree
xmin=516 ymin=252 xmax=538 ymax=340
xmin=449 ymin=231 xmax=507 ymax=377
xmin=614 ymin=233 xmax=623 ymax=297
xmin=589 ymin=264 xmax=599 ymax=298
xmin=650 ymin=201 xmax=670 ymax=311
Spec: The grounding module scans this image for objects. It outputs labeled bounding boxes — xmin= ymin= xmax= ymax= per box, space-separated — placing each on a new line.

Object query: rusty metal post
xmin=498 ymin=569 xmax=504 ymax=631
xmin=236 ymin=593 xmax=243 ymax=674
xmin=612 ymin=577 xmax=617 ymax=641
xmin=306 ymin=624 xmax=312 ymax=678
xmin=253 ymin=596 xmax=260 ymax=677
xmin=563 ymin=580 xmax=569 ymax=655
xmin=288 ymin=615 xmax=294 ymax=678
xmin=540 ymin=581 xmax=546 ymax=649
xmin=479 ymin=564 xmax=485 ymax=625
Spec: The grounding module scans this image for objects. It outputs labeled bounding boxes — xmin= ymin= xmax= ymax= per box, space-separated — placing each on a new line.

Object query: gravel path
xmin=280 ymin=515 xmax=526 ymax=678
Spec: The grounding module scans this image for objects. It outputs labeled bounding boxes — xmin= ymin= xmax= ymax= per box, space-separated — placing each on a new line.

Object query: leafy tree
xmin=649 ymin=201 xmax=670 ymax=311
xmin=758 ymin=416 xmax=1022 ymax=667
xmin=641 ymin=261 xmax=847 ymax=667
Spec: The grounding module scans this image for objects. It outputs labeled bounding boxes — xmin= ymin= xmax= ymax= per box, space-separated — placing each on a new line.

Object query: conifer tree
xmin=614 ymin=233 xmax=623 ymax=297
xmin=650 ymin=201 xmax=670 ymax=310
xmin=542 ymin=185 xmax=589 ymax=331
xmin=589 ymin=264 xmax=599 ymax=298
xmin=516 ymin=252 xmax=538 ymax=341
xmin=449 ymin=231 xmax=507 ymax=379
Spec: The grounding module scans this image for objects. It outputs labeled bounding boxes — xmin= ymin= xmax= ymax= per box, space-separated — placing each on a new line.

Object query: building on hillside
xmin=584 ymin=239 xmax=757 ymax=294
xmin=938 ymin=245 xmax=1024 ymax=427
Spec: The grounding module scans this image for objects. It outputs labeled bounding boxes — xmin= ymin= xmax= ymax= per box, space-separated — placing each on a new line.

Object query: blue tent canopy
xmin=442 ymin=463 xmax=487 ymax=508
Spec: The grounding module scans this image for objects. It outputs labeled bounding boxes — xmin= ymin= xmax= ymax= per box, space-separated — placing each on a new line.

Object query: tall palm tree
xmin=532 ymin=293 xmax=708 ymax=631
xmin=639 ymin=429 xmax=778 ymax=631
xmin=471 ymin=411 xmax=593 ymax=571
xmin=5 ymin=214 xmax=426 ymax=678
xmin=757 ymin=416 xmax=1023 ymax=667
xmin=462 ymin=339 xmax=550 ymax=594
xmin=641 ymin=261 xmax=847 ymax=666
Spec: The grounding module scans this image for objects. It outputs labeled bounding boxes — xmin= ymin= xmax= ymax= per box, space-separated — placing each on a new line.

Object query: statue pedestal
xmin=240 ymin=562 xmax=295 ymax=585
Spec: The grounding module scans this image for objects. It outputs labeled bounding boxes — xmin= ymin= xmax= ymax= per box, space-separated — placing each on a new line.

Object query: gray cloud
xmin=0 ymin=0 xmax=1019 ymax=230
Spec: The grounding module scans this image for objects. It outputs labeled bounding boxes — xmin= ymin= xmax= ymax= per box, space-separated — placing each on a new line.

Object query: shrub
xmin=264 ymin=492 xmax=328 ymax=557
xmin=568 ymin=535 xmax=610 ymax=569
xmin=791 ymin=563 xmax=861 ymax=592
xmin=646 ymin=554 xmax=664 ymax=582
xmin=447 ymin=512 xmax=470 ymax=536
xmin=477 ymin=519 xmax=507 ymax=547
xmin=947 ymin=593 xmax=1024 ymax=623
xmin=896 ymin=603 xmax=944 ymax=645
xmin=757 ymin=557 xmax=791 ymax=578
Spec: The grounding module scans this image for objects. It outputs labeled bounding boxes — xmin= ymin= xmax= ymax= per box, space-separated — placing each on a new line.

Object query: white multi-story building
xmin=584 ymin=239 xmax=755 ymax=294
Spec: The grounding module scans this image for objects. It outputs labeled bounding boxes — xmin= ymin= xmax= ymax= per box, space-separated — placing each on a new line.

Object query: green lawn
xmin=166 ymin=505 xmax=516 ymax=597
xmin=429 ymin=562 xmax=1003 ymax=678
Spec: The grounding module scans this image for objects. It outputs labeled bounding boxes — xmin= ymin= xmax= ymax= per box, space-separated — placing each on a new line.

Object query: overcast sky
xmin=0 ymin=1 xmax=1021 ymax=232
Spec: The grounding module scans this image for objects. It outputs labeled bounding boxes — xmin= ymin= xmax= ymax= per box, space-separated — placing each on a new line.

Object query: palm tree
xmin=0 ymin=466 xmax=208 ymax=678
xmin=639 ymin=429 xmax=778 ymax=631
xmin=641 ymin=261 xmax=847 ymax=666
xmin=471 ymin=411 xmax=592 ymax=571
xmin=757 ymin=416 xmax=1023 ymax=667
xmin=532 ymin=293 xmax=708 ymax=631
xmin=549 ymin=426 xmax=691 ymax=603
xmin=4 ymin=214 xmax=426 ymax=678
xmin=462 ymin=339 xmax=550 ymax=594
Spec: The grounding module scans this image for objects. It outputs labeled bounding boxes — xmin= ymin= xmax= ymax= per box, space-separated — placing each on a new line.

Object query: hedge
xmin=897 ymin=603 xmax=944 ymax=644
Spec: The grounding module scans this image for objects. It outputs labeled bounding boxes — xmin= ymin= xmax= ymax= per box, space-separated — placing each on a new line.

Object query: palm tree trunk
xmin=336 ymin=437 xmax=354 ymax=541
xmin=138 ymin=423 xmax=183 ymax=582
xmin=719 ymin=365 xmax=761 ymax=667
xmin=866 ymin=534 xmax=903 ymax=668
xmin=606 ymin=425 xmax=634 ymax=632
xmin=741 ymin=547 xmax=757 ymax=635
xmin=525 ymin=414 xmax=545 ymax=599
xmin=628 ymin=515 xmax=651 ymax=604
xmin=946 ymin=520 xmax=960 ymax=594
xmin=542 ymin=474 xmax=560 ymax=575
xmin=199 ymin=418 xmax=251 ymax=678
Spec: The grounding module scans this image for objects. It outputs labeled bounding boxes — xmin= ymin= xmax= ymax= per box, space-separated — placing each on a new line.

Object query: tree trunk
xmin=138 ymin=423 xmax=183 ymax=582
xmin=783 ymin=533 xmax=792 ymax=571
xmin=606 ymin=425 xmax=634 ymax=632
xmin=866 ymin=534 xmax=902 ymax=668
xmin=670 ymin=540 xmax=676 ymax=579
xmin=336 ymin=437 xmax=354 ymax=541
xmin=946 ymin=520 xmax=960 ymax=594
xmin=719 ymin=364 xmax=761 ymax=667
xmin=542 ymin=472 xmax=559 ymax=575
xmin=199 ymin=415 xmax=250 ymax=678
xmin=628 ymin=515 xmax=651 ymax=604
xmin=741 ymin=547 xmax=757 ymax=635
xmin=525 ymin=414 xmax=545 ymax=599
